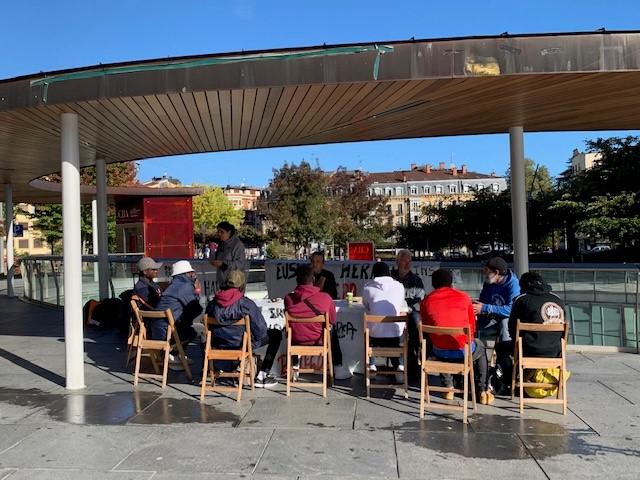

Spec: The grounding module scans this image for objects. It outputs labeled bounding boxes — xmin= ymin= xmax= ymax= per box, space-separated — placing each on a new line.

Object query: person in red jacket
xmin=420 ymin=268 xmax=493 ymax=405
xmin=284 ymin=265 xmax=351 ymax=380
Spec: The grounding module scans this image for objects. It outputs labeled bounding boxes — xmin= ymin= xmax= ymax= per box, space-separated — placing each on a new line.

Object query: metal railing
xmin=19 ymin=256 xmax=640 ymax=352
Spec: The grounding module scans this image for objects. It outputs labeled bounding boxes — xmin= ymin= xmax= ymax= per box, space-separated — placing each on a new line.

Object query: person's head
xmin=519 ymin=271 xmax=545 ymax=292
xmin=431 ymin=268 xmax=453 ymax=290
xmin=171 ymin=260 xmax=197 ymax=281
xmin=216 ymin=221 xmax=236 ymax=242
xmin=310 ymin=251 xmax=325 ymax=274
xmin=296 ymin=264 xmax=315 ymax=286
xmin=224 ymin=269 xmax=246 ymax=291
xmin=137 ymin=257 xmax=162 ymax=281
xmin=483 ymin=257 xmax=508 ymax=284
xmin=396 ymin=249 xmax=412 ymax=275
xmin=372 ymin=261 xmax=390 ymax=278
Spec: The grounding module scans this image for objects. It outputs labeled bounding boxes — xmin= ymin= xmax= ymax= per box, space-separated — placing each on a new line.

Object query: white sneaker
xmin=333 ymin=365 xmax=352 ymax=380
xmin=369 ymin=364 xmax=377 ymax=374
xmin=168 ymin=353 xmax=192 ymax=371
xmin=292 ymin=364 xmax=300 ymax=381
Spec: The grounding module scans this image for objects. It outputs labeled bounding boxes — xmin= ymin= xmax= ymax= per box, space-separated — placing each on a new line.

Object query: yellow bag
xmin=524 ymin=368 xmax=571 ymax=398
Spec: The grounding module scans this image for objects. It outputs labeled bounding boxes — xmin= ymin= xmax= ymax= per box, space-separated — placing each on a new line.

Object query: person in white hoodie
xmin=363 ymin=261 xmax=407 ymax=375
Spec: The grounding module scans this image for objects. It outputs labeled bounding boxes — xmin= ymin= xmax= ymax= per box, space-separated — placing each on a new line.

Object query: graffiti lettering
xmin=335 ymin=320 xmax=357 ymax=341
xmin=276 ymin=262 xmax=298 ymax=280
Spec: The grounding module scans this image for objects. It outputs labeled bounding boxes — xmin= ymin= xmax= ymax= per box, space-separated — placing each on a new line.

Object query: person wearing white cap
xmin=153 ymin=260 xmax=202 ymax=352
xmin=134 ymin=257 xmax=163 ymax=309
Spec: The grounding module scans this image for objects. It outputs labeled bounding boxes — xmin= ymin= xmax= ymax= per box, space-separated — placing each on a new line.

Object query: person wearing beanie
xmin=134 ymin=257 xmax=163 ymax=309
xmin=362 ymin=261 xmax=407 ymax=379
xmin=420 ymin=268 xmax=493 ymax=405
xmin=206 ymin=270 xmax=281 ymax=388
xmin=473 ymin=257 xmax=521 ymax=343
xmin=495 ymin=271 xmax=566 ymax=384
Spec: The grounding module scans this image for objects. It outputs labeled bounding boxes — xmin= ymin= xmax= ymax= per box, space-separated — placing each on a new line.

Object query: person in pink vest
xmin=284 ymin=265 xmax=351 ymax=380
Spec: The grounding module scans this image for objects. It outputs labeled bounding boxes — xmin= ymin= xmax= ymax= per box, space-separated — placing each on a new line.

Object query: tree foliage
xmin=192 ymin=186 xmax=244 ymax=237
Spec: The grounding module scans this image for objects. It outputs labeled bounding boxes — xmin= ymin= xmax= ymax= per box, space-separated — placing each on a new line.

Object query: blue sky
xmin=3 ymin=0 xmax=639 ymax=186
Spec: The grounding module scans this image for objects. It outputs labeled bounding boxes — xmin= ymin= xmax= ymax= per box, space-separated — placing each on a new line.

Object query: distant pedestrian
xmin=210 ymin=222 xmax=247 ymax=289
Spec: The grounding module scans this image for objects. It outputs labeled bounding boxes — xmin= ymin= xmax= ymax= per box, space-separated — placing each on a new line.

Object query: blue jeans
xmin=477 ymin=315 xmax=511 ymax=343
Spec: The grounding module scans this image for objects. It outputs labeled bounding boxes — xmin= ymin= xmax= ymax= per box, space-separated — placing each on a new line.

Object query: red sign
xmin=347 ymin=242 xmax=375 ymax=261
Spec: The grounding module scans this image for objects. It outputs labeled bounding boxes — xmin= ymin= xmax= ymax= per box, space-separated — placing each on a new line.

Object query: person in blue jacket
xmin=473 ymin=257 xmax=520 ymax=343
xmin=206 ymin=269 xmax=281 ymax=389
xmin=154 ymin=260 xmax=202 ymax=344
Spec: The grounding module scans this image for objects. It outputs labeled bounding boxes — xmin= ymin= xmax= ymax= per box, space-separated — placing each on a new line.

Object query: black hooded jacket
xmin=508 ymin=280 xmax=565 ymax=357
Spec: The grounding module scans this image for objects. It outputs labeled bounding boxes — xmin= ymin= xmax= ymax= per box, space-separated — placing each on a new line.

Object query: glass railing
xmin=19 ymin=256 xmax=639 ymax=352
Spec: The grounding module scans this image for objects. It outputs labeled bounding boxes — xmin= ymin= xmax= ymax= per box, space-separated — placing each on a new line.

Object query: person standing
xmin=310 ymin=251 xmax=338 ymax=299
xmin=210 ymin=222 xmax=247 ymax=289
xmin=391 ymin=249 xmax=425 ymax=381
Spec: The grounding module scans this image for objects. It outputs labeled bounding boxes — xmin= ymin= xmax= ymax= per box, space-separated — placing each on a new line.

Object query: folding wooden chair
xmin=285 ymin=312 xmax=333 ymax=397
xmin=200 ymin=314 xmax=255 ymax=402
xmin=420 ymin=325 xmax=477 ymax=423
xmin=364 ymin=314 xmax=409 ymax=398
xmin=126 ymin=295 xmax=154 ymax=366
xmin=511 ymin=320 xmax=569 ymax=415
xmin=130 ymin=302 xmax=192 ymax=388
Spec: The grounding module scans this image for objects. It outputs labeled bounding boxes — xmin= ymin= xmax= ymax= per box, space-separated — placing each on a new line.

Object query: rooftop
xmin=1 ymin=296 xmax=639 ymax=478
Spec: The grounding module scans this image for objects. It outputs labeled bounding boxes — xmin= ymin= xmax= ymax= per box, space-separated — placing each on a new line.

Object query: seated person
xmin=421 ymin=268 xmax=493 ymax=405
xmin=495 ymin=271 xmax=566 ymax=386
xmin=391 ymin=249 xmax=426 ymax=380
xmin=473 ymin=257 xmax=520 ymax=343
xmin=284 ymin=265 xmax=351 ymax=380
xmin=363 ymin=261 xmax=406 ymax=378
xmin=311 ymin=251 xmax=338 ymax=299
xmin=154 ymin=261 xmax=202 ymax=364
xmin=206 ymin=270 xmax=281 ymax=388
xmin=134 ymin=257 xmax=163 ymax=309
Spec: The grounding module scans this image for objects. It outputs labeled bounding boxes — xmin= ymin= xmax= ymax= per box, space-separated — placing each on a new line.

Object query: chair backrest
xmin=364 ymin=314 xmax=408 ymax=324
xmin=130 ymin=300 xmax=145 ymax=334
xmin=516 ymin=320 xmax=569 ymax=339
xmin=284 ymin=312 xmax=329 ymax=329
xmin=203 ymin=314 xmax=252 ymax=344
xmin=421 ymin=324 xmax=473 ymax=346
xmin=131 ymin=293 xmax=153 ymax=311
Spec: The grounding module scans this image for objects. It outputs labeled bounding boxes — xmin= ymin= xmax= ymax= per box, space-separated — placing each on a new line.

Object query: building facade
xmin=570 ymin=148 xmax=601 ymax=174
xmin=222 ymin=185 xmax=264 ymax=232
xmin=367 ymin=163 xmax=507 ymax=226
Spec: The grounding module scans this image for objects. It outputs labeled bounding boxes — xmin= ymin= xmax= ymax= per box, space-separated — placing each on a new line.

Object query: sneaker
xmin=480 ymin=391 xmax=496 ymax=405
xmin=255 ymin=371 xmax=278 ymax=389
xmin=369 ymin=364 xmax=377 ymax=374
xmin=333 ymin=365 xmax=352 ymax=380
xmin=292 ymin=364 xmax=300 ymax=381
xmin=169 ymin=353 xmax=193 ymax=365
xmin=443 ymin=391 xmax=455 ymax=401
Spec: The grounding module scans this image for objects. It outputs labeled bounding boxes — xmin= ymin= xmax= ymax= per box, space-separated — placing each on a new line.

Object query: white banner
xmin=265 ymin=260 xmax=441 ymax=299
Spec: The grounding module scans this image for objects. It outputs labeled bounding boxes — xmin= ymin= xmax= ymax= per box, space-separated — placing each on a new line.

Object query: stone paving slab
xmin=0 ymin=426 xmax=39 ymax=455
xmin=0 ymin=425 xmax=152 ymax=470
xmin=4 ymin=470 xmax=155 ymax=480
xmin=116 ymin=426 xmax=272 ymax=474
xmin=239 ymin=397 xmax=356 ymax=429
xmin=256 ymin=429 xmax=398 ymax=477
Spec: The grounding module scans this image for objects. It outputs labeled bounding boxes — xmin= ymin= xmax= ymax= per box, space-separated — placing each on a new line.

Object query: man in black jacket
xmin=311 ymin=251 xmax=338 ymax=299
xmin=495 ymin=271 xmax=565 ymax=390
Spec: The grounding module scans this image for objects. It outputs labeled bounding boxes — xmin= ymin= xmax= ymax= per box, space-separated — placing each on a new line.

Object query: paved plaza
xmin=1 ymin=296 xmax=639 ymax=479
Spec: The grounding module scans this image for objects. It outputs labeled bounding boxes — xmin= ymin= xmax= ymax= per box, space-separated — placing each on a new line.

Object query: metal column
xmin=4 ymin=184 xmax=14 ymax=297
xmin=509 ymin=126 xmax=529 ymax=277
xmin=61 ymin=113 xmax=85 ymax=390
xmin=96 ymin=158 xmax=110 ymax=300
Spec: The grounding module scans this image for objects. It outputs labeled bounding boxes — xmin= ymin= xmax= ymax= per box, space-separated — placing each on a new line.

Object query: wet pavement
xmin=1 ymin=297 xmax=640 ymax=479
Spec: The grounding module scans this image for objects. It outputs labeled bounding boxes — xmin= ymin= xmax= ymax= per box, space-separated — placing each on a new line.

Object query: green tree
xmin=506 ymin=158 xmax=554 ymax=199
xmin=259 ymin=161 xmax=330 ymax=252
xmin=326 ymin=168 xmax=392 ymax=254
xmin=24 ymin=205 xmax=64 ymax=254
xmin=192 ymin=186 xmax=244 ymax=240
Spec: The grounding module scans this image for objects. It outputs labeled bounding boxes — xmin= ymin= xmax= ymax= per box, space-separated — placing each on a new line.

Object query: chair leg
xmin=419 ymin=368 xmax=426 ymax=418
xmin=403 ymin=336 xmax=409 ymax=399
xmin=470 ymin=361 xmax=477 ymax=410
xmin=519 ymin=365 xmax=525 ymax=415
xmin=249 ymin=354 xmax=256 ymax=391
xmin=237 ymin=353 xmax=246 ymax=402
xmin=511 ymin=348 xmax=518 ymax=401
xmin=286 ymin=350 xmax=291 ymax=397
xmin=200 ymin=351 xmax=209 ymax=402
xmin=322 ymin=346 xmax=327 ymax=398
xmin=133 ymin=345 xmax=143 ymax=386
xmin=462 ymin=365 xmax=469 ymax=424
xmin=161 ymin=347 xmax=170 ymax=389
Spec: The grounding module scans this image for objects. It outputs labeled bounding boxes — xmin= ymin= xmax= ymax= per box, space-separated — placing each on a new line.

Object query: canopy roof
xmin=2 ymin=31 xmax=640 ymax=202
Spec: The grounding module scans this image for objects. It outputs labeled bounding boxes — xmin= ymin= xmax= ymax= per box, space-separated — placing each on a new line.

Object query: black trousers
xmin=435 ymin=340 xmax=489 ymax=392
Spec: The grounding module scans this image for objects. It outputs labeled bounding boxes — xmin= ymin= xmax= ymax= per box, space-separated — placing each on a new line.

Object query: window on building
xmin=413 ymin=215 xmax=419 ymax=223
xmin=411 ymin=201 xmax=420 ymax=210
xmin=396 ymin=204 xmax=403 ymax=214
xmin=410 ymin=186 xmax=418 ymax=195
xmin=477 ymin=183 xmax=485 ymax=191
xmin=386 ymin=205 xmax=392 ymax=214
xmin=34 ymin=238 xmax=43 ymax=248
xmin=397 ymin=217 xmax=404 ymax=226
xmin=395 ymin=187 xmax=403 ymax=196
xmin=463 ymin=184 xmax=471 ymax=193
xmin=18 ymin=239 xmax=29 ymax=249
xmin=18 ymin=222 xmax=28 ymax=231
xmin=385 ymin=188 xmax=393 ymax=196
xmin=435 ymin=185 xmax=443 ymax=194
xmin=449 ymin=185 xmax=457 ymax=194
xmin=423 ymin=186 xmax=431 ymax=194
xmin=492 ymin=184 xmax=500 ymax=192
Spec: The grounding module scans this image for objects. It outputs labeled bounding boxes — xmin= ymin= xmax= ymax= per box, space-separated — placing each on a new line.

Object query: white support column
xmin=96 ymin=158 xmax=110 ymax=300
xmin=61 ymin=112 xmax=85 ymax=390
xmin=91 ymin=198 xmax=99 ymax=283
xmin=509 ymin=126 xmax=529 ymax=277
xmin=5 ymin=184 xmax=14 ymax=297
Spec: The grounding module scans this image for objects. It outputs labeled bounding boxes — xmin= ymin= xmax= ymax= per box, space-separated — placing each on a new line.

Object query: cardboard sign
xmin=347 ymin=241 xmax=375 ymax=261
